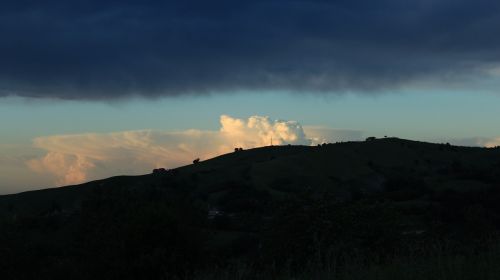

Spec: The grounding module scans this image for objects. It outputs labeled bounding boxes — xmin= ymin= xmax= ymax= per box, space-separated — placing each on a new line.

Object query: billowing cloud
xmin=221 ymin=115 xmax=309 ymax=147
xmin=2 ymin=0 xmax=500 ymax=99
xmin=19 ymin=116 xmax=500 ymax=188
xmin=27 ymin=115 xmax=329 ymax=185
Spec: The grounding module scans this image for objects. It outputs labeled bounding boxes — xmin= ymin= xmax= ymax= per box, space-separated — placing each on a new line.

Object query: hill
xmin=2 ymin=137 xmax=500 ymax=279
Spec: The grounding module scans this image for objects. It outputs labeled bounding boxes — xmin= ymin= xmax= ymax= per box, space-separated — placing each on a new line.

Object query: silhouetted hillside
xmin=2 ymin=138 xmax=500 ymax=279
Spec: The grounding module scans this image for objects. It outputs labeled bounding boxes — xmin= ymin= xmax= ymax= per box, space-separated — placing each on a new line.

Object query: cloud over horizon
xmin=28 ymin=115 xmax=356 ymax=185
xmin=2 ymin=0 xmax=500 ymax=99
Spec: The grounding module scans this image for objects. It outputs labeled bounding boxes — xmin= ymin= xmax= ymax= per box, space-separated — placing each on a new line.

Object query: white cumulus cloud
xmin=28 ymin=115 xmax=340 ymax=186
xmin=24 ymin=114 xmax=500 ymax=189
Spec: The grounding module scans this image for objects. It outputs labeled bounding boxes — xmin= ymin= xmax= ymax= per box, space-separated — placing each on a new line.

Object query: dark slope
xmin=3 ymin=137 xmax=499 ymax=214
xmin=2 ymin=138 xmax=500 ymax=279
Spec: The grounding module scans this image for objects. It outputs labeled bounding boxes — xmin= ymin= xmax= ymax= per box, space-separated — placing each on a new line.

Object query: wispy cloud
xmin=0 ymin=145 xmax=50 ymax=193
xmin=28 ymin=115 xmax=352 ymax=185
xmin=439 ymin=137 xmax=500 ymax=148
xmin=14 ymin=117 xmax=500 ymax=189
xmin=25 ymin=114 xmax=500 ymax=187
xmin=482 ymin=138 xmax=500 ymax=148
xmin=304 ymin=126 xmax=363 ymax=144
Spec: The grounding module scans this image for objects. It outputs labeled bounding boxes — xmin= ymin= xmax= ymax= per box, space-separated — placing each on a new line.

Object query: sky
xmin=1 ymin=0 xmax=500 ymax=194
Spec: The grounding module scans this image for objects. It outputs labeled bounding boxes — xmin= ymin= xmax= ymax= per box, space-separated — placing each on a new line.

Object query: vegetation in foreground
xmin=1 ymin=138 xmax=500 ymax=279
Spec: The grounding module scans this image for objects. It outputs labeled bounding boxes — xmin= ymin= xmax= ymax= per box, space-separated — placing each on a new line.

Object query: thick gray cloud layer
xmin=1 ymin=0 xmax=500 ymax=99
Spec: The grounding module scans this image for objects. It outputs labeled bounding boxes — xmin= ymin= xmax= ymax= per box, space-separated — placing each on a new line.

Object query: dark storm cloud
xmin=1 ymin=0 xmax=500 ymax=99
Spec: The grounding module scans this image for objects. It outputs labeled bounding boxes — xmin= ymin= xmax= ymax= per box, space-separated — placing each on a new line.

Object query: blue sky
xmin=1 ymin=89 xmax=500 ymax=194
xmin=2 ymin=0 xmax=500 ymax=193
xmin=1 ymin=89 xmax=499 ymax=143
